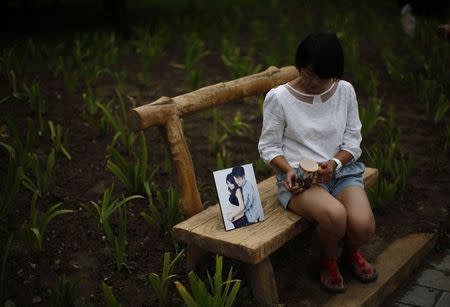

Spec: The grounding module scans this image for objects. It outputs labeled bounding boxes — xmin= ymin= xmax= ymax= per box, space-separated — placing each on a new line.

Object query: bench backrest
xmin=128 ymin=66 xmax=299 ymax=218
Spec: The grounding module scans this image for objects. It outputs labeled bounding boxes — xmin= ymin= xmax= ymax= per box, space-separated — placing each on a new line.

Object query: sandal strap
xmin=321 ymin=258 xmax=341 ymax=285
xmin=345 ymin=251 xmax=373 ymax=274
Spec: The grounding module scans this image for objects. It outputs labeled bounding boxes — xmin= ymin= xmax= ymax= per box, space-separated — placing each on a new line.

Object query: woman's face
xmin=226 ymin=181 xmax=235 ymax=190
xmin=300 ymin=68 xmax=332 ymax=94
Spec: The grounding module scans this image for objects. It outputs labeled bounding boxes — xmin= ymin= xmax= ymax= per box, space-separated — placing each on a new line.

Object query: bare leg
xmin=288 ymin=185 xmax=347 ymax=289
xmin=335 ymin=186 xmax=376 ymax=279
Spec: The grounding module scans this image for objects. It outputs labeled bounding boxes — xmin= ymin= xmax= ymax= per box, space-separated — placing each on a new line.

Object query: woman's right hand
xmin=284 ymin=169 xmax=304 ymax=194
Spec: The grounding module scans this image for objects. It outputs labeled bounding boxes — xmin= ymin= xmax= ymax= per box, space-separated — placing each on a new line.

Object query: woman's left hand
xmin=317 ymin=161 xmax=336 ymax=183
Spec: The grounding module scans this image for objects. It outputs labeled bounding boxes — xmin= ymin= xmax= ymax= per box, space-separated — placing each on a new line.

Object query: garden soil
xmin=1 ymin=14 xmax=449 ymax=307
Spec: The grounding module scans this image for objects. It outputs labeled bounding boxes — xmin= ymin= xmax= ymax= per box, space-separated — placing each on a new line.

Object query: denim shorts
xmin=276 ymin=161 xmax=365 ymax=209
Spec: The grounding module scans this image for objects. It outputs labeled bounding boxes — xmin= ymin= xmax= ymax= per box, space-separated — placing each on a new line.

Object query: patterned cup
xmin=296 ymin=159 xmax=319 ymax=189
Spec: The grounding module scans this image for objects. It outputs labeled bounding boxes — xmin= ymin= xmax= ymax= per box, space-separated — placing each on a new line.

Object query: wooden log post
xmin=247 ymin=258 xmax=279 ymax=306
xmin=128 ymin=66 xmax=299 ymax=131
xmin=163 ymin=113 xmax=207 ymax=270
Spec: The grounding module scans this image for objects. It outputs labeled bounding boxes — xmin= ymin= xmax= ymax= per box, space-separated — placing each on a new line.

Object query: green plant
xmin=82 ymin=86 xmax=102 ymax=117
xmin=0 ymin=70 xmax=22 ymax=104
xmin=23 ymin=80 xmax=47 ymax=135
xmin=48 ymin=121 xmax=71 ymax=160
xmin=56 ymin=56 xmax=79 ymax=95
xmin=222 ymin=111 xmax=250 ymax=138
xmin=220 ymin=38 xmax=261 ymax=79
xmin=111 ymin=206 xmax=128 ymax=272
xmin=102 ymin=282 xmax=122 ymax=307
xmin=81 ymin=184 xmax=142 ymax=241
xmin=0 ymin=142 xmax=25 ymax=220
xmin=22 ymin=149 xmax=56 ymax=198
xmin=0 ymin=235 xmax=12 ymax=303
xmin=107 ymin=133 xmax=157 ymax=195
xmin=0 ymin=46 xmax=25 ymax=77
xmin=184 ymin=33 xmax=209 ymax=90
xmin=133 ymin=26 xmax=167 ymax=85
xmin=216 ymin=147 xmax=232 ymax=170
xmin=382 ymin=106 xmax=401 ymax=146
xmin=415 ymin=77 xmax=449 ymax=124
xmin=175 ymin=255 xmax=241 ymax=307
xmin=141 ymin=186 xmax=183 ymax=235
xmin=3 ymin=118 xmax=37 ymax=167
xmin=49 ymin=275 xmax=80 ymax=307
xmin=368 ymin=177 xmax=399 ymax=210
xmin=381 ymin=47 xmax=408 ymax=84
xmin=98 ymin=88 xmax=137 ymax=153
xmin=82 ymin=186 xmax=142 ymax=271
xmin=21 ymin=193 xmax=73 ymax=252
xmin=359 ymin=96 xmax=384 ymax=137
xmin=149 ymin=250 xmax=184 ymax=307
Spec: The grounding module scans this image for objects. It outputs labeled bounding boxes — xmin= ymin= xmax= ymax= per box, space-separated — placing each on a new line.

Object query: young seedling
xmin=175 ymin=255 xmax=241 ymax=307
xmin=48 ymin=121 xmax=71 ymax=160
xmin=21 ymin=192 xmax=73 ymax=252
xmin=148 ymin=249 xmax=184 ymax=307
xmin=107 ymin=133 xmax=157 ymax=195
xmin=102 ymin=282 xmax=122 ymax=307
xmin=141 ymin=186 xmax=182 ymax=235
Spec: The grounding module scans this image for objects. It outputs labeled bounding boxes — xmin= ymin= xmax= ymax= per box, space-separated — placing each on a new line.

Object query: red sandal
xmin=342 ymin=251 xmax=378 ymax=283
xmin=320 ymin=258 xmax=347 ymax=293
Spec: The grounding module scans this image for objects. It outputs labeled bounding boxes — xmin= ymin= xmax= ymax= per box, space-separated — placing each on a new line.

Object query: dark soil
xmin=1 ymin=2 xmax=449 ymax=307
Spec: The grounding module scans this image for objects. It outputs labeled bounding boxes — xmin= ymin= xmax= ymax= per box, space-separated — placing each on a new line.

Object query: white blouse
xmin=258 ymin=80 xmax=362 ymax=168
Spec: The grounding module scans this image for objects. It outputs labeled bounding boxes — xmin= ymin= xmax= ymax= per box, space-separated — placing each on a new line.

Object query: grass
xmin=20 ymin=192 xmax=73 ymax=252
xmin=49 ymin=275 xmax=80 ymax=307
xmin=98 ymin=88 xmax=137 ymax=154
xmin=149 ymin=250 xmax=184 ymax=307
xmin=48 ymin=121 xmax=71 ymax=160
xmin=141 ymin=186 xmax=183 ymax=235
xmin=81 ymin=185 xmax=143 ymax=271
xmin=184 ymin=33 xmax=209 ymax=90
xmin=175 ymin=255 xmax=241 ymax=307
xmin=107 ymin=133 xmax=157 ymax=195
xmin=22 ymin=149 xmax=56 ymax=198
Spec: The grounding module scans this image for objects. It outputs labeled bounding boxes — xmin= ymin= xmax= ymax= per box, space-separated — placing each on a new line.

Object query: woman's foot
xmin=342 ymin=250 xmax=378 ymax=283
xmin=320 ymin=258 xmax=347 ymax=293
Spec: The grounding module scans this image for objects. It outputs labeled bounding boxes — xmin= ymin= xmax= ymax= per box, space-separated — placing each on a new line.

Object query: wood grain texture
xmin=128 ymin=66 xmax=299 ymax=130
xmin=247 ymin=258 xmax=279 ymax=305
xmin=173 ymin=167 xmax=378 ymax=264
xmin=163 ymin=115 xmax=202 ymax=218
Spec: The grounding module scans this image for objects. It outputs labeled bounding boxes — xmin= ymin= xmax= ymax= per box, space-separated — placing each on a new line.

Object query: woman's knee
xmin=348 ymin=216 xmax=376 ymax=244
xmin=319 ymin=204 xmax=347 ymax=237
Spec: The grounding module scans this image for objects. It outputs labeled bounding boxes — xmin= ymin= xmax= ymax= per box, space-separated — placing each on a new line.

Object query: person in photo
xmin=231 ymin=166 xmax=263 ymax=224
xmin=225 ymin=173 xmax=249 ymax=228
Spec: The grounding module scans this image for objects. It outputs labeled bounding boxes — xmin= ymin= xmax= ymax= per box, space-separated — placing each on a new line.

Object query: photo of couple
xmin=213 ymin=164 xmax=265 ymax=231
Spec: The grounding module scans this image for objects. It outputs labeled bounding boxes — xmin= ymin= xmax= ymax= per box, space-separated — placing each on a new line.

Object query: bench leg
xmin=247 ymin=258 xmax=279 ymax=306
xmin=186 ymin=244 xmax=208 ymax=271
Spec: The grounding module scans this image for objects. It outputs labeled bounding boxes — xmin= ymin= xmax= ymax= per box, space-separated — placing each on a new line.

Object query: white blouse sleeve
xmin=340 ymin=84 xmax=362 ymax=161
xmin=258 ymin=90 xmax=286 ymax=164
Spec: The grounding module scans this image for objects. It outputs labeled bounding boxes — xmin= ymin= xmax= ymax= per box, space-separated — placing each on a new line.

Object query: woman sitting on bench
xmin=258 ymin=32 xmax=378 ymax=293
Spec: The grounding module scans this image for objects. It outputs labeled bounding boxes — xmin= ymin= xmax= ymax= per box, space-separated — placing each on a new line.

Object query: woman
xmin=225 ymin=173 xmax=249 ymax=228
xmin=258 ymin=32 xmax=377 ymax=292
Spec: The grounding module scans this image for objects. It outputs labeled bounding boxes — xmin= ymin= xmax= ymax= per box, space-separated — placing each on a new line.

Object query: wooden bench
xmin=128 ymin=66 xmax=379 ymax=306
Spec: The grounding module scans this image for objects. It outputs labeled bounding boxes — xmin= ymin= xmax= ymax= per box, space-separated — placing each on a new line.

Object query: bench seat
xmin=173 ymin=167 xmax=378 ymax=265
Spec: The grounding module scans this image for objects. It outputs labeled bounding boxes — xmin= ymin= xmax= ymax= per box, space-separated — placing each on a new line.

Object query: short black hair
xmin=226 ymin=173 xmax=236 ymax=184
xmin=231 ymin=166 xmax=245 ymax=178
xmin=295 ymin=32 xmax=344 ymax=79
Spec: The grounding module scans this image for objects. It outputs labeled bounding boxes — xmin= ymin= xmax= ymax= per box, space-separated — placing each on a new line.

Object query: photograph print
xmin=213 ymin=163 xmax=265 ymax=231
